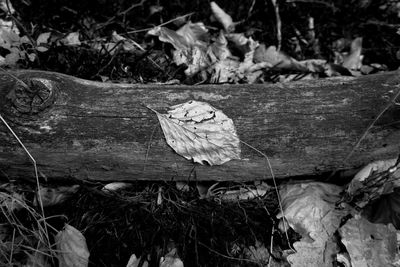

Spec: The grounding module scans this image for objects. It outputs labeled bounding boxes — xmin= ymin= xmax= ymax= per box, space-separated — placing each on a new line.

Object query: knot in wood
xmin=10 ymin=78 xmax=57 ymax=114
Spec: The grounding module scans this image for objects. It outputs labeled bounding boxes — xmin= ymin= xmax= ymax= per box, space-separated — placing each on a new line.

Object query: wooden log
xmin=0 ymin=70 xmax=399 ymax=182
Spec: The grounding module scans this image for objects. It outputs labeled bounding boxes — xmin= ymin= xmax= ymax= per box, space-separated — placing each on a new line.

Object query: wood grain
xmin=0 ymin=70 xmax=399 ymax=182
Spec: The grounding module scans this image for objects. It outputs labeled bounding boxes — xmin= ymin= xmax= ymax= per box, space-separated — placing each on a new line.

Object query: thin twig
xmin=126 ymin=12 xmax=195 ymax=34
xmin=92 ymin=44 xmax=122 ymax=79
xmin=0 ymin=72 xmax=50 ymax=253
xmin=0 ymin=66 xmax=30 ymax=89
xmin=268 ymin=224 xmax=274 ymax=267
xmin=247 ymin=0 xmax=257 ymax=18
xmin=239 ymin=140 xmax=295 ymax=252
xmin=270 ymin=0 xmax=282 ymax=51
xmin=96 ymin=0 xmax=147 ymax=31
xmin=198 ymin=241 xmax=259 ymax=264
xmin=119 ymin=0 xmax=147 ymax=16
xmin=143 ymin=125 xmax=159 ymax=171
xmin=0 ymin=115 xmax=47 ymax=219
xmin=9 ymin=228 xmax=15 ymax=264
xmin=344 ymin=87 xmax=400 ymax=163
xmin=285 ymin=0 xmax=338 ymax=11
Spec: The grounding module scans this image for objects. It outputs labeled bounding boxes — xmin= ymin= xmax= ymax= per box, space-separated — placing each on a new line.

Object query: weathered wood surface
xmin=0 ymin=70 xmax=399 ymax=182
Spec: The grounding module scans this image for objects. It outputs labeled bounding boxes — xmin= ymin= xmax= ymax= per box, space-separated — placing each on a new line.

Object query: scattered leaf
xmin=342 ymin=37 xmax=363 ymax=70
xmin=27 ymin=52 xmax=36 ymax=61
xmin=56 ymin=224 xmax=90 ymax=267
xmin=279 ymin=182 xmax=350 ymax=266
xmin=277 ymin=182 xmax=345 ymax=240
xmin=362 ymin=187 xmax=400 ymax=229
xmin=196 ymin=183 xmax=209 ymax=199
xmin=338 ymin=216 xmax=400 ymax=267
xmin=344 ymin=158 xmax=400 ymax=208
xmin=24 ymin=250 xmax=52 ymax=267
xmin=112 ymin=31 xmax=143 ymax=52
xmin=178 ymin=45 xmax=209 ymax=76
xmin=159 ymin=248 xmax=184 ymax=267
xmin=36 ymin=32 xmax=51 ymax=46
xmin=0 ymin=0 xmax=15 ymax=14
xmin=61 ymin=32 xmax=81 ymax=46
xmin=206 ymin=182 xmax=270 ymax=201
xmin=254 ymin=45 xmax=308 ymax=72
xmin=102 ymin=182 xmax=131 ymax=192
xmin=148 ymin=26 xmax=190 ymax=50
xmin=287 ymin=235 xmax=340 ymax=267
xmin=0 ymin=191 xmax=25 ymax=211
xmin=243 ymin=240 xmax=270 ymax=265
xmin=34 ymin=185 xmax=80 ymax=207
xmin=297 ymin=59 xmax=326 ymax=73
xmin=154 ymin=100 xmax=241 ymax=165
xmin=208 ymin=31 xmax=231 ymax=61
xmin=176 ymin=181 xmax=190 ymax=192
xmin=0 ymin=18 xmax=19 ymax=35
xmin=210 ymin=2 xmax=234 ymax=32
xmin=176 ymin=22 xmax=208 ymax=47
xmin=149 ymin=5 xmax=163 ymax=16
xmin=126 ymin=254 xmax=149 ymax=267
xmin=209 ymin=58 xmax=240 ymax=83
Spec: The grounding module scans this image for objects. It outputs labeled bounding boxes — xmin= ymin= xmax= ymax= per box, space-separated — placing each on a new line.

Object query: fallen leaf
xmin=344 ymin=158 xmax=400 ymax=208
xmin=112 ymin=31 xmax=143 ymax=52
xmin=210 ymin=2 xmax=234 ymax=32
xmin=196 ymin=183 xmax=209 ymax=199
xmin=225 ymin=33 xmax=256 ymax=57
xmin=0 ymin=19 xmax=19 ymax=35
xmin=56 ymin=224 xmax=90 ymax=267
xmin=27 ymin=52 xmax=36 ymax=61
xmin=0 ymin=191 xmax=25 ymax=211
xmin=60 ymin=32 xmax=81 ymax=46
xmin=277 ymin=182 xmax=345 ymax=240
xmin=0 ymin=0 xmax=15 ymax=14
xmin=154 ymin=100 xmax=241 ymax=165
xmin=287 ymin=235 xmax=340 ymax=267
xmin=209 ymin=58 xmax=240 ymax=83
xmin=208 ymin=31 xmax=231 ymax=62
xmin=178 ymin=46 xmax=209 ymax=76
xmin=280 ymin=183 xmax=343 ymax=267
xmin=362 ymin=187 xmax=400 ymax=229
xmin=24 ymin=250 xmax=52 ymax=267
xmin=34 ymin=185 xmax=80 ymax=207
xmin=148 ymin=26 xmax=190 ymax=50
xmin=352 ymin=158 xmax=399 ymax=186
xmin=149 ymin=24 xmax=210 ymax=76
xmin=126 ymin=254 xmax=149 ymax=267
xmin=342 ymin=37 xmax=363 ymax=70
xmin=176 ymin=22 xmax=208 ymax=47
xmin=236 ymin=37 xmax=268 ymax=83
xmin=254 ymin=45 xmax=308 ymax=72
xmin=102 ymin=182 xmax=131 ymax=192
xmin=207 ymin=184 xmax=269 ymax=201
xmin=149 ymin=5 xmax=163 ymax=15
xmin=159 ymin=248 xmax=184 ymax=267
xmin=338 ymin=216 xmax=400 ymax=267
xmin=324 ymin=63 xmax=353 ymax=77
xmin=36 ymin=32 xmax=51 ymax=46
xmin=176 ymin=181 xmax=190 ymax=192
xmin=243 ymin=240 xmax=270 ymax=265
xmin=297 ymin=59 xmax=326 ymax=73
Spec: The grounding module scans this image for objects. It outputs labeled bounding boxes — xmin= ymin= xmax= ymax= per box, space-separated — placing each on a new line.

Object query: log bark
xmin=0 ymin=70 xmax=399 ymax=182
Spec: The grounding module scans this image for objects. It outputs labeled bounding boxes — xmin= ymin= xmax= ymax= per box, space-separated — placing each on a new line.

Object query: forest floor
xmin=1 ymin=0 xmax=400 ymax=266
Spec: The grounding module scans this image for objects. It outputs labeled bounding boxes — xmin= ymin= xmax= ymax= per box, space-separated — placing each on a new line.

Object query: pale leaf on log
xmin=155 ymin=100 xmax=241 ymax=165
xmin=0 ymin=70 xmax=400 ymax=181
